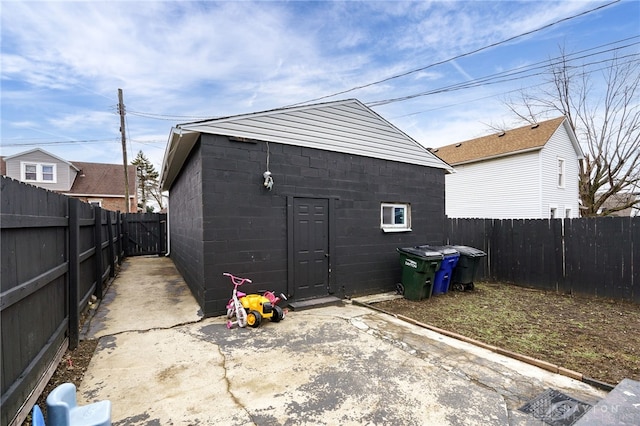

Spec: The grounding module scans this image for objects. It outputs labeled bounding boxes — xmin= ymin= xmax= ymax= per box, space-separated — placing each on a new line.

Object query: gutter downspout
xmin=164 ymin=191 xmax=171 ymax=257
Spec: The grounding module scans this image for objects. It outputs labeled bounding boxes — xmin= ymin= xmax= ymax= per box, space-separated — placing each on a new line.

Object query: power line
xmin=126 ymin=110 xmax=217 ymax=121
xmin=1 ymin=139 xmax=118 ymax=147
xmin=117 ymin=36 xmax=636 ymax=127
xmin=387 ymin=54 xmax=639 ymax=119
xmin=366 ymin=44 xmax=639 ymax=107
xmin=2 ymin=137 xmax=166 ymax=148
xmin=286 ymin=0 xmax=622 ymax=107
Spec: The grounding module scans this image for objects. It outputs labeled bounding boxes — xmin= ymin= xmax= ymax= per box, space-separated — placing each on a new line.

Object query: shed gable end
xmin=162 ymin=99 xmax=450 ymax=192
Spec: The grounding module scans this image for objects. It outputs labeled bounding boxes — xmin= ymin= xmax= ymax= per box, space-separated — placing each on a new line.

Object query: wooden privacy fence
xmin=122 ymin=212 xmax=167 ymax=256
xmin=0 ymin=177 xmax=166 ymax=426
xmin=446 ymin=217 xmax=639 ymax=303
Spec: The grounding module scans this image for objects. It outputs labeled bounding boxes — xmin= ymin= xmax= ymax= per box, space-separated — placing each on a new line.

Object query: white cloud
xmin=47 ymin=110 xmax=117 ymax=131
xmin=0 ymin=0 xmax=631 ymax=169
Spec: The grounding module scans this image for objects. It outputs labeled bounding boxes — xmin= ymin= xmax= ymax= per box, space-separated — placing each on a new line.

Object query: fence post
xmin=68 ymin=198 xmax=80 ymax=350
xmin=122 ymin=213 xmax=129 ymax=257
xmin=116 ymin=211 xmax=123 ymax=264
xmin=107 ymin=211 xmax=115 ymax=277
xmin=94 ymin=206 xmax=104 ymax=298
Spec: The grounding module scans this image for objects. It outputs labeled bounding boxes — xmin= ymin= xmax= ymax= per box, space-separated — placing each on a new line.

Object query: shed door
xmin=293 ymin=198 xmax=330 ymax=300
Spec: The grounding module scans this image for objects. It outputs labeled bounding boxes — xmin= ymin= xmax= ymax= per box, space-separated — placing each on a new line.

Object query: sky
xmin=1 ymin=0 xmax=639 ymax=173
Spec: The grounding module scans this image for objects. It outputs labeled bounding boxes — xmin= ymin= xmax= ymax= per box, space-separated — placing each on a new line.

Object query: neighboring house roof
xmin=161 ymin=98 xmax=452 ymax=191
xmin=433 ymin=117 xmax=583 ymax=165
xmin=66 ymin=161 xmax=136 ymax=197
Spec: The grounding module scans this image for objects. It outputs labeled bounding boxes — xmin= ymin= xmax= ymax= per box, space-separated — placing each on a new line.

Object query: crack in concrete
xmin=85 ymin=317 xmax=206 ymax=340
xmin=214 ymin=344 xmax=256 ymax=424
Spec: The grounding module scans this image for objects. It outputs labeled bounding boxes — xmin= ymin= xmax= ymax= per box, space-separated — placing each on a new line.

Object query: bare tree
xmin=505 ymin=49 xmax=640 ymax=216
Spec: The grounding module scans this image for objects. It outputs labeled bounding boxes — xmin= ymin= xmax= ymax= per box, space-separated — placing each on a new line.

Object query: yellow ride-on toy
xmin=239 ymin=291 xmax=286 ymax=328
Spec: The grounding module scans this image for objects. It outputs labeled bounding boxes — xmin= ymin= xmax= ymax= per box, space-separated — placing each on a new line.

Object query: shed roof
xmin=161 ymin=99 xmax=452 ymax=191
xmin=433 ymin=117 xmax=580 ymax=165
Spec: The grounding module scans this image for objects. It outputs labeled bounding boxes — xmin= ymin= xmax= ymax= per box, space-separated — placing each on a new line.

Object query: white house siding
xmin=445 ymin=151 xmax=541 ymax=219
xmin=539 ymin=123 xmax=581 ymax=218
xmin=180 ymin=100 xmax=451 ymax=171
xmin=4 ymin=151 xmax=74 ymax=191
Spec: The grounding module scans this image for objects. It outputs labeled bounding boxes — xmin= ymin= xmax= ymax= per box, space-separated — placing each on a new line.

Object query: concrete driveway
xmin=79 ymin=256 xmax=608 ymax=425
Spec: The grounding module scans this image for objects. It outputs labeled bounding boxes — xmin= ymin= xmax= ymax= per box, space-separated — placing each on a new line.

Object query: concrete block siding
xmin=169 ymin=134 xmax=446 ymax=316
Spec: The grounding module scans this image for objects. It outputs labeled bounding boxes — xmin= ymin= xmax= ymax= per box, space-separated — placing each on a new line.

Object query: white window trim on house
xmin=381 ymin=202 xmax=412 ymax=232
xmin=550 ymin=205 xmax=558 ymax=219
xmin=88 ymin=199 xmax=103 ymax=207
xmin=20 ymin=161 xmax=57 ymax=183
xmin=557 ymin=157 xmax=565 ymax=188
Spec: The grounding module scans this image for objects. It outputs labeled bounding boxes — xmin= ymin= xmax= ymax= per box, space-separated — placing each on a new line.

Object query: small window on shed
xmin=381 ymin=203 xmax=411 ymax=232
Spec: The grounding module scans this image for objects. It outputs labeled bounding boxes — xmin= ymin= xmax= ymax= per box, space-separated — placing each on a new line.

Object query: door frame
xmin=286 ymin=196 xmax=336 ymax=300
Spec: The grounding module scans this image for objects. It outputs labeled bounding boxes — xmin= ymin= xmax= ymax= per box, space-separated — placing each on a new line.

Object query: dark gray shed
xmin=160 ymin=99 xmax=452 ymax=316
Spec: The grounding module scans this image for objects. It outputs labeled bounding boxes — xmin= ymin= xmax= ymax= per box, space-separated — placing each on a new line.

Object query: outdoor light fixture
xmin=263 ymin=141 xmax=274 ymax=190
xmin=263 ymin=170 xmax=274 ymax=190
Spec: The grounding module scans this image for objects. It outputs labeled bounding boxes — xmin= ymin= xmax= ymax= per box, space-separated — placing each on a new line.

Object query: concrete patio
xmin=76 ymin=256 xmax=628 ymax=425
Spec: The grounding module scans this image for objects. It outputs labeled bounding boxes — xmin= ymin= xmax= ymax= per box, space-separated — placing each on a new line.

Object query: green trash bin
xmin=397 ymin=247 xmax=443 ymax=300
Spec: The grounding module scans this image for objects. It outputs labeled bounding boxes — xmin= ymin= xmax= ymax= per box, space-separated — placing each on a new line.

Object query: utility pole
xmin=118 ymin=88 xmax=130 ymax=213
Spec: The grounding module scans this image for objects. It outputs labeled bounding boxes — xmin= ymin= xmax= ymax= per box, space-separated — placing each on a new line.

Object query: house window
xmin=557 ymin=158 xmax=565 ymax=188
xmin=550 ymin=207 xmax=557 ymax=219
xmin=21 ymin=162 xmax=57 ymax=183
xmin=565 ymin=208 xmax=571 ymax=218
xmin=42 ymin=165 xmax=54 ymax=181
xmin=381 ymin=203 xmax=411 ymax=232
xmin=24 ymin=164 xmax=38 ymax=181
xmin=88 ymin=199 xmax=102 ymax=207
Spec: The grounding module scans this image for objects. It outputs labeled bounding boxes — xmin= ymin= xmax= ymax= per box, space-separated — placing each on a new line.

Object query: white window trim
xmin=381 ymin=202 xmax=412 ymax=233
xmin=550 ymin=205 xmax=558 ymax=219
xmin=88 ymin=199 xmax=103 ymax=207
xmin=557 ymin=157 xmax=565 ymax=188
xmin=20 ymin=161 xmax=57 ymax=183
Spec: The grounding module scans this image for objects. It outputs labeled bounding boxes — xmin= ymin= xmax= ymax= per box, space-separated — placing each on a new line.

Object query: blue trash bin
xmin=417 ymin=245 xmax=459 ymax=295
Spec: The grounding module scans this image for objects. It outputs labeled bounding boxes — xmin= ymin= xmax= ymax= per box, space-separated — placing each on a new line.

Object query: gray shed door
xmin=293 ymin=198 xmax=329 ymax=300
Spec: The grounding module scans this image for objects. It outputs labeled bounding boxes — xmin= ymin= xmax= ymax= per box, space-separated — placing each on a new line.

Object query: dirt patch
xmin=373 ymin=282 xmax=640 ymax=386
xmin=23 ymin=339 xmax=98 ymax=425
xmin=23 ymin=314 xmax=98 ymax=425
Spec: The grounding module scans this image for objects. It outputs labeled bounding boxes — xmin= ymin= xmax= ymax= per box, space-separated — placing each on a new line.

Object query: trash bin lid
xmin=416 ymin=245 xmax=459 ymax=257
xmin=397 ymin=247 xmax=443 ymax=260
xmin=448 ymin=245 xmax=486 ymax=257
